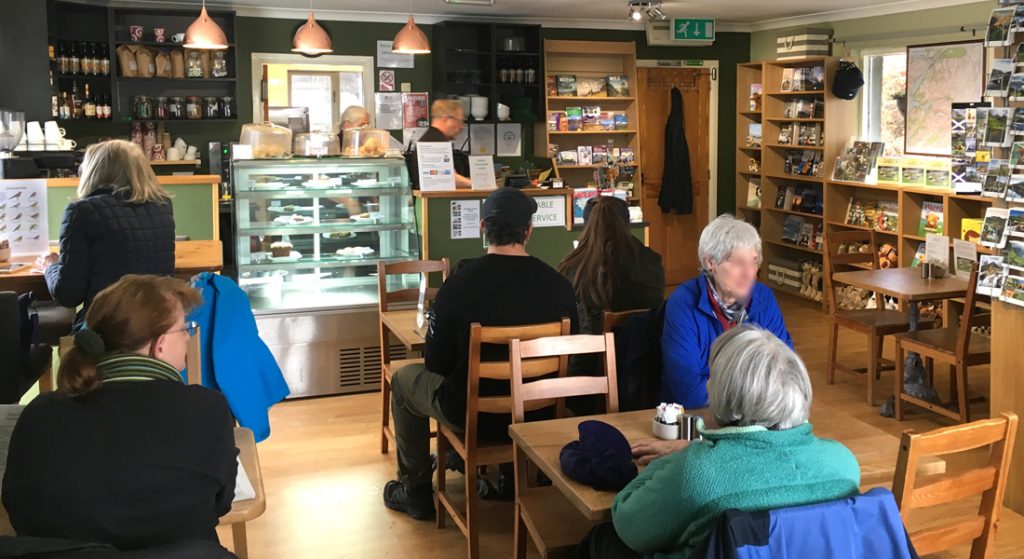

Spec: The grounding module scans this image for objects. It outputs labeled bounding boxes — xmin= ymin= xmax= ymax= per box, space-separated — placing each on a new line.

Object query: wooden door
xmin=638 ymin=67 xmax=712 ymax=287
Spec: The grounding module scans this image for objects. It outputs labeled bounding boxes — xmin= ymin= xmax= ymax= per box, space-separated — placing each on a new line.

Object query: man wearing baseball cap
xmin=384 ymin=188 xmax=580 ymax=520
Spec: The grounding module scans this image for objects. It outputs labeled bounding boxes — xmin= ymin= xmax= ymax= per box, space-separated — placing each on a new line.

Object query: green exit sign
xmin=672 ymin=18 xmax=716 ymax=42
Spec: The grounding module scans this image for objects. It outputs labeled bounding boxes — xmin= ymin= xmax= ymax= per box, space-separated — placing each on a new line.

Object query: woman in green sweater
xmin=579 ymin=326 xmax=861 ymax=559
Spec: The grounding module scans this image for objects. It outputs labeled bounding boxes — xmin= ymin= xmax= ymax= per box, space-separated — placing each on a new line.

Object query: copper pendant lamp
xmin=184 ymin=0 xmax=229 ymax=50
xmin=392 ymin=0 xmax=430 ymax=55
xmin=292 ymin=0 xmax=333 ymax=55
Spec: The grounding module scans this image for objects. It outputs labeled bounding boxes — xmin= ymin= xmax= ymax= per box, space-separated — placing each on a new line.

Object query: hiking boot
xmin=383 ymin=480 xmax=436 ymax=521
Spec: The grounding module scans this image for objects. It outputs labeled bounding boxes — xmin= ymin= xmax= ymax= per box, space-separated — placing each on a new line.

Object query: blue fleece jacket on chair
xmin=661 ymin=274 xmax=792 ymax=408
xmin=189 ymin=273 xmax=290 ymax=442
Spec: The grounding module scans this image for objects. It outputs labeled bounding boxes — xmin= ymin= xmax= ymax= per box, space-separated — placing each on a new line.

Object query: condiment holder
xmin=652 ymin=403 xmax=702 ymax=441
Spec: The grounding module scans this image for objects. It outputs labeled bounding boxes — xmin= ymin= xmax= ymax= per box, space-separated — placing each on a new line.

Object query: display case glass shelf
xmin=232 ymin=157 xmax=420 ymax=314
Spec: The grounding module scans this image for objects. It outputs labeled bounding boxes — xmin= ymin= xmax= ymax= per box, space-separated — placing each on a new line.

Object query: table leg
xmin=880 ymin=301 xmax=940 ymax=417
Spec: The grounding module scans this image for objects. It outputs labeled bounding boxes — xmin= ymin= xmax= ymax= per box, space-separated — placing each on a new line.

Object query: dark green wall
xmin=62 ymin=17 xmax=749 ymax=213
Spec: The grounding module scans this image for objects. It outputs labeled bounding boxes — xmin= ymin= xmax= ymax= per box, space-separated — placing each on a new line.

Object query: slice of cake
xmin=270 ymin=241 xmax=293 ymax=258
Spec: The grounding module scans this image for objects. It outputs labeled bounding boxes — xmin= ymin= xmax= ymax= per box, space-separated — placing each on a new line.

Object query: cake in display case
xmin=231 ymin=157 xmax=419 ymax=315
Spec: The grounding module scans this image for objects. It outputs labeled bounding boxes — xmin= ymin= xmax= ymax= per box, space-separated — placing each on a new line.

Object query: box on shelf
xmin=776 ymin=28 xmax=832 ymax=60
xmin=606 ymin=75 xmax=630 ymax=97
xmin=556 ymin=75 xmax=577 ymax=96
xmin=962 ymin=217 xmax=984 ymax=244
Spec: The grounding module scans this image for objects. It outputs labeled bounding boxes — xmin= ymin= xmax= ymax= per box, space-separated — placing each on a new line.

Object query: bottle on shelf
xmin=99 ymin=44 xmax=110 ymax=76
xmin=515 ymin=62 xmax=525 ymax=84
xmin=69 ymin=42 xmax=80 ymax=75
xmin=50 ymin=69 xmax=58 ymax=118
xmin=57 ymin=88 xmax=68 ymax=120
xmin=526 ymin=61 xmax=536 ymax=84
xmin=80 ymin=42 xmax=93 ymax=76
xmin=71 ymin=81 xmax=83 ymax=119
xmin=83 ymin=84 xmax=96 ymax=119
xmin=48 ymin=39 xmax=55 ymax=63
xmin=57 ymin=41 xmax=68 ymax=74
xmin=102 ymin=94 xmax=112 ymax=120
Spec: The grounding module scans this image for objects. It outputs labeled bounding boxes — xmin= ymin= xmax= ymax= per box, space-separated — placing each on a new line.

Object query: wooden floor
xmin=218 ymin=295 xmax=1024 ymax=558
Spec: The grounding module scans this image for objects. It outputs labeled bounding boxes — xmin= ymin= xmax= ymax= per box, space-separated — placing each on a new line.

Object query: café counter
xmin=44 ymin=175 xmax=221 ymax=242
xmin=414 ymin=188 xmax=649 ymax=270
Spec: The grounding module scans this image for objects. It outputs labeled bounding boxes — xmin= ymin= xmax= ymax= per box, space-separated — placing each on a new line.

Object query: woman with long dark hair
xmin=558 ymin=196 xmax=664 ymax=336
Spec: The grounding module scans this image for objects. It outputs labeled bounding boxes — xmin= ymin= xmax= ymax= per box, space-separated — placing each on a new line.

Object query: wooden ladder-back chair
xmin=894 ymin=263 xmax=990 ymax=423
xmin=510 ymin=332 xmax=619 ymax=559
xmin=377 ymin=258 xmax=450 ymax=454
xmin=601 ymin=309 xmax=650 ymax=333
xmin=824 ymin=230 xmax=927 ymax=405
xmin=892 ymin=412 xmax=1018 ymax=558
xmin=435 ymin=319 xmax=571 ymax=559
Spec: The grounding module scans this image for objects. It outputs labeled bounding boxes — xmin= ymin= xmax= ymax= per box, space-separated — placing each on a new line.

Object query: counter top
xmin=46 ymin=175 xmax=221 ymax=188
xmin=413 ymin=188 xmax=572 ymax=199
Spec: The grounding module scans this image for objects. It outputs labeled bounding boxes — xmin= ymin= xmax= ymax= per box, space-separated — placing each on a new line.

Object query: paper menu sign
xmin=496 ymin=123 xmax=522 ymax=156
xmin=469 ymin=124 xmax=495 ymax=155
xmin=375 ymin=93 xmax=403 ymax=130
xmin=952 ymin=238 xmax=978 ymax=279
xmin=925 ymin=233 xmax=950 ymax=273
xmin=468 ymin=155 xmax=497 ymax=191
xmin=402 ymin=127 xmax=428 ymax=150
xmin=0 ymin=404 xmax=24 ymax=497
xmin=1 ymin=179 xmax=49 ymax=256
xmin=376 ymin=40 xmax=414 ymax=69
xmin=401 ymin=93 xmax=429 ymax=129
xmin=415 ymin=141 xmax=457 ymax=192
xmin=450 ymin=199 xmax=481 ymax=240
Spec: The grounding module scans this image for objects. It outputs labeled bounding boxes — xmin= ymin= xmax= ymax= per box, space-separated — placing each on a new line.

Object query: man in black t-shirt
xmin=404 ymin=99 xmax=472 ymax=189
xmin=383 ymin=188 xmax=579 ymax=521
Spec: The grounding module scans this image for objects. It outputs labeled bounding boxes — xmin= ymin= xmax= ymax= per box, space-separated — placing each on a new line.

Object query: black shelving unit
xmin=48 ymin=1 xmax=237 ymax=124
xmin=431 ymin=21 xmax=544 ymax=127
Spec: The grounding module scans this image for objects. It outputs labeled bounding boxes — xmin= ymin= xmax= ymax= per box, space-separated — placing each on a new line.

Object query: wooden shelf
xmin=738 ymin=170 xmax=761 ymax=176
xmin=115 ymin=77 xmax=236 ymax=83
xmin=547 ymin=96 xmax=636 ymax=101
xmin=767 ymin=117 xmax=825 ymax=123
xmin=764 ymin=239 xmax=823 ymax=255
xmin=549 ymin=130 xmax=636 ymax=135
xmin=765 ymin=144 xmax=824 ymax=151
xmin=765 ymin=173 xmax=824 ymax=184
xmin=827 ymin=221 xmax=899 ymax=236
xmin=738 ymin=146 xmax=762 ymax=151
xmin=828 ymin=179 xmax=901 ymax=192
xmin=116 ymin=41 xmax=236 ymax=48
xmin=766 ymin=90 xmax=826 ymax=96
xmin=766 ymin=207 xmax=824 ymax=220
xmin=739 ymin=110 xmax=762 ymax=116
xmin=558 ymin=164 xmax=639 ymax=169
xmin=737 ymin=206 xmax=762 ymax=212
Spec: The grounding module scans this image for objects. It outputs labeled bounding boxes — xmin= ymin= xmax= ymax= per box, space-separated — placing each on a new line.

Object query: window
xmin=861 ymin=51 xmax=907 ymax=156
xmin=288 ymin=71 xmax=365 ymax=133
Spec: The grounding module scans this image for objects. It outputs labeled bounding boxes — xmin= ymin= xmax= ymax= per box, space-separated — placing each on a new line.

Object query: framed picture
xmin=905 ymin=40 xmax=985 ymax=157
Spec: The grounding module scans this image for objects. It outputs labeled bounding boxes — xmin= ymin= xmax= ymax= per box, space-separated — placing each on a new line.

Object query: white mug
xmin=58 ymin=138 xmax=76 ymax=150
xmin=26 ymin=121 xmax=44 ymax=142
xmin=185 ymin=145 xmax=197 ymax=159
xmin=43 ymin=121 xmax=65 ymax=137
xmin=171 ymin=33 xmax=185 ymax=43
xmin=167 ymin=147 xmax=183 ymax=161
xmin=173 ymin=138 xmax=188 ymax=151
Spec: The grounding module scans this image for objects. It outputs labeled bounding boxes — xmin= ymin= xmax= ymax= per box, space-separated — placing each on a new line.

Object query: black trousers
xmin=577 ymin=522 xmax=642 ymax=559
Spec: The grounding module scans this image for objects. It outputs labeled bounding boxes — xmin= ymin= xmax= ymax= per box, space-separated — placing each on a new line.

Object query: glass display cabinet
xmin=231 ymin=157 xmax=420 ymax=397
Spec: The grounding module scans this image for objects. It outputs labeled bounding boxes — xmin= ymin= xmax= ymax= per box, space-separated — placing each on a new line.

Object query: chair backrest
xmin=892 ymin=412 xmax=1019 ymax=558
xmin=602 ymin=309 xmax=650 ymax=333
xmin=57 ymin=330 xmax=202 ymax=386
xmin=823 ymin=229 xmax=881 ymax=316
xmin=509 ymin=333 xmax=619 ymax=423
xmin=956 ymin=262 xmax=988 ymax=356
xmin=376 ymin=258 xmax=451 ymax=313
xmin=464 ymin=319 xmax=571 ymax=446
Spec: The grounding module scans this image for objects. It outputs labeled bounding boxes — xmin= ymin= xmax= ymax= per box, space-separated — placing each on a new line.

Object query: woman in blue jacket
xmin=661 ymin=214 xmax=792 ymax=409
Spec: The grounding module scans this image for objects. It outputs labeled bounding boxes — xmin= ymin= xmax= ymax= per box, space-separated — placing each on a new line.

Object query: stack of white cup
xmin=42 ymin=121 xmax=76 ymax=151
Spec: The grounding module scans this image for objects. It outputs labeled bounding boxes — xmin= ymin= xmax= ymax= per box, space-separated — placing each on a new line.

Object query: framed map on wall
xmin=905 ymin=40 xmax=985 ymax=156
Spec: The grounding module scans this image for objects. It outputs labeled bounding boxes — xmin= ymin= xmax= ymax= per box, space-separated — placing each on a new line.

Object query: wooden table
xmin=379 ymin=309 xmax=427 ymax=352
xmin=0 ymin=240 xmax=223 ymax=296
xmin=831 ymin=267 xmax=969 ymax=414
xmin=508 ymin=407 xmax=946 ymax=522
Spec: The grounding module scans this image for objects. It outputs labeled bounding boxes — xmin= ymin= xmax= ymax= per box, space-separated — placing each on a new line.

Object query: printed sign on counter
xmin=450 ymin=199 xmax=481 ymax=240
xmin=416 ymin=141 xmax=457 ymax=192
xmin=532 ymin=195 xmax=567 ymax=229
xmin=468 ymin=155 xmax=498 ymax=191
xmin=0 ymin=179 xmax=49 ymax=256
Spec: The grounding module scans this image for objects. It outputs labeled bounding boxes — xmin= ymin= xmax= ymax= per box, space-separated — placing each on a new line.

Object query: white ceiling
xmin=100 ymin=0 xmax=984 ymax=31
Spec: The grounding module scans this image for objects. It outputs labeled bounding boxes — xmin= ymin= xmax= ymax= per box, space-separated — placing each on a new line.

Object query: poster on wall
xmin=402 ymin=93 xmax=429 ymax=128
xmin=469 ymin=124 xmax=495 ymax=155
xmin=0 ymin=179 xmax=49 ymax=256
xmin=379 ymin=70 xmax=395 ymax=92
xmin=905 ymin=40 xmax=985 ymax=156
xmin=375 ymin=93 xmax=403 ymax=130
xmin=376 ymin=40 xmax=414 ymax=69
xmin=496 ymin=123 xmax=522 ymax=156
xmin=450 ymin=200 xmax=481 ymax=240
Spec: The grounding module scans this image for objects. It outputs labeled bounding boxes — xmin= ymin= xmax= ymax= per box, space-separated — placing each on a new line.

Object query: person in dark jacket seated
xmin=383 ymin=187 xmax=579 ymax=520
xmin=559 ymin=196 xmax=664 ymax=335
xmin=2 ymin=275 xmax=238 ymax=551
xmin=661 ymin=214 xmax=792 ymax=408
xmin=579 ymin=326 xmax=860 ymax=559
xmin=37 ymin=140 xmax=175 ymax=328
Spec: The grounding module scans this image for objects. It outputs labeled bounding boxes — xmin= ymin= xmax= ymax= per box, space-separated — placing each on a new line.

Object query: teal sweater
xmin=611 ymin=422 xmax=861 ymax=559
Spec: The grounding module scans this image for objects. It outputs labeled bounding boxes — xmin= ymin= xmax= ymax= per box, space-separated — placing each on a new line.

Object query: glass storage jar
xmin=185 ymin=96 xmax=202 ymax=119
xmin=134 ymin=95 xmax=152 ymax=120
xmin=203 ymin=96 xmax=219 ymax=119
xmin=168 ymin=97 xmax=185 ymax=119
xmin=220 ymin=96 xmax=234 ymax=118
xmin=211 ymin=51 xmax=228 ymax=78
xmin=154 ymin=96 xmax=169 ymax=120
xmin=186 ymin=51 xmax=203 ymax=78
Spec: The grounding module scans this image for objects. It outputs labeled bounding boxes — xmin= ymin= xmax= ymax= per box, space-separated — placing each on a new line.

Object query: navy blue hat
xmin=832 ymin=60 xmax=864 ymax=100
xmin=559 ymin=420 xmax=638 ymax=491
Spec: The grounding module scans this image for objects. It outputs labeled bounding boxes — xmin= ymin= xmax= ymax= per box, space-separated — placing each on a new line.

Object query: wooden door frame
xmin=636 ymin=59 xmax=720 ymax=219
xmin=250 ymin=52 xmax=375 ymax=127
xmin=286 ymin=69 xmax=341 ymax=133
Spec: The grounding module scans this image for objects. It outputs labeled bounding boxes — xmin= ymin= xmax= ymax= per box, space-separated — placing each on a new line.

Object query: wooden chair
xmin=435 ymin=319 xmax=571 ymax=559
xmin=510 ymin=333 xmax=619 ymax=559
xmin=601 ymin=309 xmax=650 ymax=333
xmin=377 ymin=258 xmax=450 ymax=454
xmin=57 ymin=326 xmax=203 ymax=386
xmin=892 ymin=412 xmax=1018 ymax=558
xmin=895 ymin=263 xmax=990 ymax=423
xmin=824 ymin=230 xmax=926 ymax=405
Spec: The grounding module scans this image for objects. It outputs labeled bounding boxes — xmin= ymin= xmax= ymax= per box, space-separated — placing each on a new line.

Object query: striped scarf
xmin=96 ymin=354 xmax=184 ymax=385
xmin=705 ymin=272 xmax=748 ymax=325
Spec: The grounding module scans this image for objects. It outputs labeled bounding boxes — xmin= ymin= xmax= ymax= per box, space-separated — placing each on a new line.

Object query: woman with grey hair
xmin=578 ymin=326 xmax=860 ymax=559
xmin=660 ymin=214 xmax=792 ymax=408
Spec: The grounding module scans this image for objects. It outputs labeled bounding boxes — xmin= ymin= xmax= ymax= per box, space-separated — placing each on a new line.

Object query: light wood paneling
xmin=991 ymin=301 xmax=1024 ymax=515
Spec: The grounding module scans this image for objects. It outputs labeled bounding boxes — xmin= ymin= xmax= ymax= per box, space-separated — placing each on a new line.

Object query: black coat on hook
xmin=658 ymin=86 xmax=694 ymax=215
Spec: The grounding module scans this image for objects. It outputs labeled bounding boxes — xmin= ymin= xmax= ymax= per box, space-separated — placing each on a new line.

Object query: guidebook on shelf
xmin=746 ymin=178 xmax=761 ymax=208
xmin=749 ymin=83 xmax=762 ymax=111
xmin=911 ymin=242 xmax=927 ymax=268
xmin=876 ymin=200 xmax=899 ymax=233
xmin=747 ymin=123 xmax=762 ymax=147
xmin=918 ymin=201 xmax=945 ymax=236
xmin=781 ymin=68 xmax=795 ymax=92
xmin=778 ymin=124 xmax=794 ymax=145
xmin=877 ymin=157 xmax=901 ymax=184
xmin=781 ymin=215 xmax=805 ymax=244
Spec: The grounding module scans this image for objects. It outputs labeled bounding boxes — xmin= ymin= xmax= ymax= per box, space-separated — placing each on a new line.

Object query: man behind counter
xmin=406 ymin=99 xmax=472 ymax=189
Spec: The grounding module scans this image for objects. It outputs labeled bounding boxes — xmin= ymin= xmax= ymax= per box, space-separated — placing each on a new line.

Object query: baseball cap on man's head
xmin=482 ymin=187 xmax=537 ymax=228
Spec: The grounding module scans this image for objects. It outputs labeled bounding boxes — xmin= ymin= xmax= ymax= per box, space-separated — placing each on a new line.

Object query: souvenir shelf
xmin=537 ymin=39 xmax=641 ymax=202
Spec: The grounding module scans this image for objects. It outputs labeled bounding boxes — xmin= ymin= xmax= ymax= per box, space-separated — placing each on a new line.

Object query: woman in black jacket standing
xmin=38 ymin=140 xmax=175 ymax=327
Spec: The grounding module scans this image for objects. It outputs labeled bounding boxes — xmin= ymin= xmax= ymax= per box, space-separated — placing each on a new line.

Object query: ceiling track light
xmin=626 ymin=0 xmax=668 ymax=22
xmin=444 ymin=0 xmax=496 ymax=5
